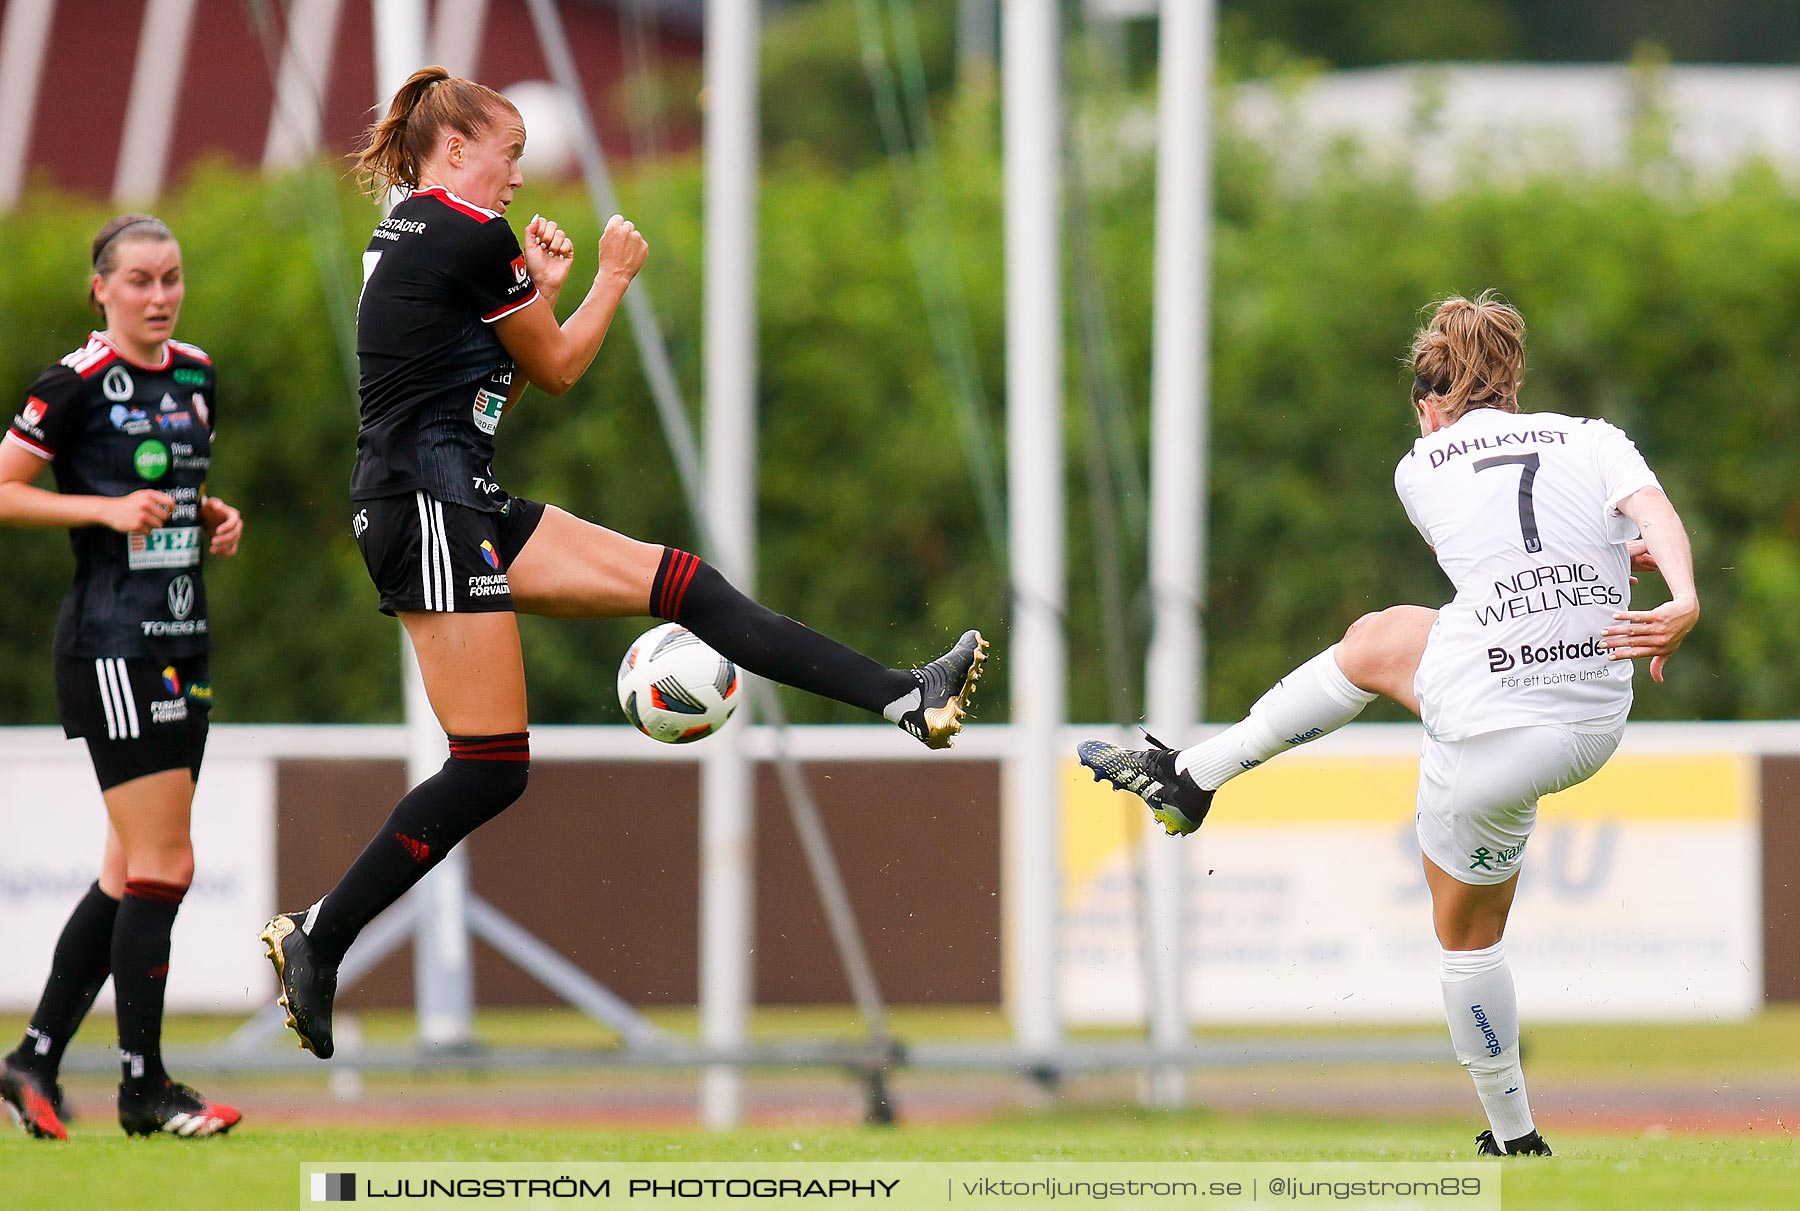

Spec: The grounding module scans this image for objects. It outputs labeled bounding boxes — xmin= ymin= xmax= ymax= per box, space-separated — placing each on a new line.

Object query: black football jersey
xmin=352 ymin=187 xmax=538 ymax=511
xmin=6 ymin=333 xmax=216 ymax=659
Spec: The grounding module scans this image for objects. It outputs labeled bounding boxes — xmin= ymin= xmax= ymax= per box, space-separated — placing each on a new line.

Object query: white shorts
xmin=1415 ymin=724 xmax=1622 ymax=886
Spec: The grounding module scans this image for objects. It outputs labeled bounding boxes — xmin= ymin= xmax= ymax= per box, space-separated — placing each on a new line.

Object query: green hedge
xmin=0 ymin=121 xmax=1791 ymax=726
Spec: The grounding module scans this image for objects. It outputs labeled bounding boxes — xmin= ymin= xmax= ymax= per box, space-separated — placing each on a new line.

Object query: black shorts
xmin=352 ymin=492 xmax=546 ymax=615
xmin=55 ymin=655 xmax=211 ymax=790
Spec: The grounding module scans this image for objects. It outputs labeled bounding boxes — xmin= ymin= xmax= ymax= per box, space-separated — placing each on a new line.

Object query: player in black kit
xmin=0 ymin=215 xmax=242 ymax=1139
xmin=260 ymin=67 xmax=988 ymax=1060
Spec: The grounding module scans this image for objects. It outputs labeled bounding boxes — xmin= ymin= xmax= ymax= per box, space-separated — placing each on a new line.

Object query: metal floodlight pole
xmin=370 ymin=0 xmax=475 ymax=1050
xmin=0 ymin=0 xmax=58 ymax=209
xmin=1003 ymin=0 xmax=1066 ymax=1056
xmin=699 ymin=0 xmax=760 ymax=1131
xmin=1142 ymin=0 xmax=1215 ymax=1109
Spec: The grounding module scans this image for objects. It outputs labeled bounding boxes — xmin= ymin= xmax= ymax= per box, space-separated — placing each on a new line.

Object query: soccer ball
xmin=617 ymin=623 xmax=740 ymax=744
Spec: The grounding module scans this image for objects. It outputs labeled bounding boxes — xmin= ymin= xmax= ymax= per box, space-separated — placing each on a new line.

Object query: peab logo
xmin=311 ymin=1172 xmax=356 ymax=1202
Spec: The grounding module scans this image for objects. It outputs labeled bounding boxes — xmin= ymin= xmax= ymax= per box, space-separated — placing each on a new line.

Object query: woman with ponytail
xmin=0 ymin=215 xmax=243 ymax=1140
xmin=1079 ymin=291 xmax=1698 ymax=1158
xmin=260 ymin=68 xmax=988 ymax=1063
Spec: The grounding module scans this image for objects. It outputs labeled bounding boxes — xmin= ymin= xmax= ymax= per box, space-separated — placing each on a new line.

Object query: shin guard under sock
xmin=114 ymin=879 xmax=186 ymax=1090
xmin=302 ymin=734 xmax=530 ymax=965
xmin=651 ymin=548 xmax=911 ymax=714
xmin=1176 ymin=646 xmax=1377 ymax=790
xmin=9 ymin=881 xmax=119 ymax=1077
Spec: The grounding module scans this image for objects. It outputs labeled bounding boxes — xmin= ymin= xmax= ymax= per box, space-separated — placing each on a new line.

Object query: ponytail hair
xmin=88 ymin=212 xmax=176 ymax=315
xmin=1408 ymin=290 xmax=1526 ymax=420
xmin=355 ymin=65 xmax=518 ymax=197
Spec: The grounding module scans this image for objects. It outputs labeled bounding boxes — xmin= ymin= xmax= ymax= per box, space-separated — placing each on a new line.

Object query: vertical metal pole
xmin=430 ymin=0 xmax=491 ymax=76
xmin=372 ymin=0 xmax=474 ymax=1049
xmin=262 ymin=0 xmax=345 ymax=170
xmin=700 ymin=0 xmax=759 ymax=1131
xmin=113 ymin=0 xmax=199 ymax=202
xmin=1142 ymin=0 xmax=1214 ymax=1105
xmin=0 ymin=0 xmax=56 ymax=209
xmin=1003 ymin=0 xmax=1065 ymax=1057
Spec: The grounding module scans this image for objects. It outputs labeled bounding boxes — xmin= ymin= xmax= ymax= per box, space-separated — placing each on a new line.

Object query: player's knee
xmin=124 ymin=847 xmax=194 ymax=888
xmin=1336 ymin=612 xmax=1391 ymax=683
xmin=1340 ymin=605 xmax=1432 ymax=682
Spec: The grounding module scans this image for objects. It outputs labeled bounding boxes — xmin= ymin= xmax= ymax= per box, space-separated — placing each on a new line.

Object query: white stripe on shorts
xmin=95 ymin=659 xmax=120 ymax=740
xmin=113 ymin=659 xmax=140 ymax=738
xmin=429 ymin=497 xmax=454 ymax=612
xmin=414 ymin=492 xmax=437 ymax=609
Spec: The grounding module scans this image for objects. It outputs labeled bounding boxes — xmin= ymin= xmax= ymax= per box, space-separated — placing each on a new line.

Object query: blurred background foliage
xmin=1 ymin=0 xmax=1793 ymax=727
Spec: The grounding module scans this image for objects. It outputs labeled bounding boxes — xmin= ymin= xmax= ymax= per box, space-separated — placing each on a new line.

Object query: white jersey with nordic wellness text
xmin=1394 ymin=408 xmax=1661 ymax=742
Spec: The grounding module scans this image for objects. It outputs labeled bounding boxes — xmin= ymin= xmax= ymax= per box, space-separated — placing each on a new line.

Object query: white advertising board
xmin=1062 ymin=746 xmax=1761 ymax=1023
xmin=0 ymin=740 xmax=276 ymax=1012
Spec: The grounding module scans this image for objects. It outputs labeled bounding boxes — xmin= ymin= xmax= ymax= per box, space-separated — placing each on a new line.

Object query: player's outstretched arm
xmin=0 ymin=442 xmax=173 ymax=534
xmin=1602 ymin=486 xmax=1699 ymax=683
xmin=493 ymin=214 xmax=648 ymax=397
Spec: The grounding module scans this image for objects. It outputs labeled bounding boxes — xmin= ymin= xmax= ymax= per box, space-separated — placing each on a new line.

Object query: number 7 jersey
xmin=1393 ymin=408 xmax=1661 ymax=741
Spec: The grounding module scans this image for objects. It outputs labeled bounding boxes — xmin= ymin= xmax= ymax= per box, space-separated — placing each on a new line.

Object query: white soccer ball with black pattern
xmin=617 ymin=623 xmax=740 ymax=744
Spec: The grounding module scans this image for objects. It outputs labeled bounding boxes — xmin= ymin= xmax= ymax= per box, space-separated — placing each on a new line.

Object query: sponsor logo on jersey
xmin=13 ymin=397 xmax=50 ymax=441
xmin=109 ymin=405 xmax=153 ymax=434
xmin=133 ymin=439 xmax=170 ymax=480
xmin=102 ymin=365 xmax=134 ymax=402
xmin=511 ymin=255 xmax=529 ymax=286
xmin=156 ymin=410 xmax=194 ymax=430
xmin=167 ymin=574 xmax=196 ymax=620
xmin=191 ymin=393 xmax=209 ymax=427
xmin=127 ymin=526 xmax=201 ymax=570
xmin=186 ymin=680 xmax=212 ymax=702
xmin=467 ymin=573 xmax=510 ymax=598
xmin=150 ymin=697 xmax=189 ymax=724
xmin=352 ymin=508 xmax=369 ymax=539
xmin=172 ymin=367 xmax=206 ymax=386
xmin=162 ymin=666 xmax=182 ymax=695
xmin=1477 ymin=562 xmax=1624 ymax=626
xmin=140 ymin=619 xmax=207 ymax=637
xmin=1486 ymin=635 xmax=1607 ymax=674
xmin=170 ymin=441 xmax=207 ymax=471
xmin=374 ymin=216 xmax=428 ymax=240
xmin=472 ymin=387 xmax=506 ymax=435
xmin=479 ymin=539 xmax=501 ymax=570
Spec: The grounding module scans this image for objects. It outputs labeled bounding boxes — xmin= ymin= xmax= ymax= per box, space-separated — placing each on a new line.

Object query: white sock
xmin=300 ymin=897 xmax=325 ymax=934
xmin=1441 ymin=940 xmax=1536 ymax=1144
xmin=1174 ymin=646 xmax=1376 ymax=790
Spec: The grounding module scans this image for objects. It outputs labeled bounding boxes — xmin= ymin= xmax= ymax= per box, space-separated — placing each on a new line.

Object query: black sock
xmin=113 ymin=880 xmax=185 ymax=1091
xmin=651 ymin=548 xmax=912 ymax=715
xmin=305 ymin=734 xmax=530 ymax=966
xmin=8 ymin=882 xmax=119 ymax=1077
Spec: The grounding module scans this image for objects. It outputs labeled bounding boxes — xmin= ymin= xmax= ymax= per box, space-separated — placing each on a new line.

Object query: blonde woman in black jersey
xmin=0 ymin=214 xmax=242 ymax=1139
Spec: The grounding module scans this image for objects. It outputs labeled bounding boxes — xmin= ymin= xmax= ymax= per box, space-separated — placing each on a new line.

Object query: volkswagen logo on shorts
xmin=167 ymin=574 xmax=196 ymax=620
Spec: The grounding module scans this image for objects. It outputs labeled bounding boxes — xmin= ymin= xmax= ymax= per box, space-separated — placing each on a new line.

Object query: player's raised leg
xmin=507 ymin=504 xmax=988 ymax=748
xmin=263 ymin=612 xmax=531 ymax=1059
xmin=1078 ymin=607 xmax=1430 ymax=834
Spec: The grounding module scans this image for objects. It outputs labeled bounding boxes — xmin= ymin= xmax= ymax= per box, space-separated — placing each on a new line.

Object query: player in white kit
xmin=1079 ymin=292 xmax=1699 ymax=1157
